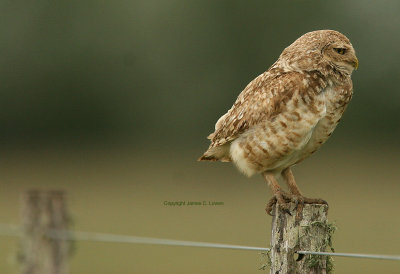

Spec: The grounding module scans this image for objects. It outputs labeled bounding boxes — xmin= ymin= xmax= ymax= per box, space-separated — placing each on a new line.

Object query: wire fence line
xmin=1 ymin=223 xmax=399 ymax=261
xmin=296 ymin=251 xmax=400 ymax=261
xmin=0 ymin=223 xmax=269 ymax=252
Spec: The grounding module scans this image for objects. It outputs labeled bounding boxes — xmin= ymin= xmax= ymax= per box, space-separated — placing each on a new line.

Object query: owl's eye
xmin=334 ymin=48 xmax=346 ymax=55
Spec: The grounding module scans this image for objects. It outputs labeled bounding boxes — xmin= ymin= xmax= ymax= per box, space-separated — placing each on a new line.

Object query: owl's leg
xmin=262 ymin=171 xmax=291 ymax=216
xmin=282 ymin=167 xmax=303 ymax=196
xmin=282 ymin=167 xmax=327 ymax=220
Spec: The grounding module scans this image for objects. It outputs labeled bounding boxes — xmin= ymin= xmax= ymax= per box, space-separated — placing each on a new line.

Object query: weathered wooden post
xmin=20 ymin=190 xmax=69 ymax=274
xmin=270 ymin=203 xmax=333 ymax=274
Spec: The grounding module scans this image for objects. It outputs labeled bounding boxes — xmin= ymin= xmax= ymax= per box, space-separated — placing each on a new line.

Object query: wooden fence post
xmin=269 ymin=203 xmax=333 ymax=274
xmin=20 ymin=190 xmax=69 ymax=274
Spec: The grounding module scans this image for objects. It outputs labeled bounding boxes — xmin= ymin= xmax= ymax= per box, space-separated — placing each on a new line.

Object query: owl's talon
xmin=265 ymin=196 xmax=277 ymax=216
xmin=265 ymin=194 xmax=292 ymax=216
xmin=266 ymin=193 xmax=328 ymax=221
xmin=302 ymin=197 xmax=328 ymax=205
xmin=280 ymin=205 xmax=292 ymax=216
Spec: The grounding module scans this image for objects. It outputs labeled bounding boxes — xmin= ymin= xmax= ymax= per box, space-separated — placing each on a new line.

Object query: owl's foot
xmin=265 ymin=196 xmax=277 ymax=216
xmin=290 ymin=195 xmax=328 ymax=221
xmin=265 ymin=191 xmax=292 ymax=216
xmin=266 ymin=193 xmax=327 ymax=221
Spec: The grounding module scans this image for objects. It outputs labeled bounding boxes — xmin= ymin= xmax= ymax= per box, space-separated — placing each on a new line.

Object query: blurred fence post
xmin=20 ymin=190 xmax=69 ymax=274
xmin=269 ymin=203 xmax=333 ymax=273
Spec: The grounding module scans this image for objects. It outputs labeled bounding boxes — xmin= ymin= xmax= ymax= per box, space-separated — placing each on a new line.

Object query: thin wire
xmin=0 ymin=223 xmax=269 ymax=252
xmin=297 ymin=251 xmax=400 ymax=261
xmin=53 ymin=230 xmax=270 ymax=252
xmin=0 ymin=223 xmax=399 ymax=261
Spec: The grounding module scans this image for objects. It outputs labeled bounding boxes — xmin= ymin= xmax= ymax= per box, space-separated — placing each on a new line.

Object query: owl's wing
xmin=207 ymin=69 xmax=305 ymax=148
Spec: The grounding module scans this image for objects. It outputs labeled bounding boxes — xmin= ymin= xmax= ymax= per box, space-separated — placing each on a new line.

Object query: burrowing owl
xmin=199 ymin=30 xmax=358 ymax=220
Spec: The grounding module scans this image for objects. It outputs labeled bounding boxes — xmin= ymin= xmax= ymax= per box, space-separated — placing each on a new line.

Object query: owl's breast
xmin=229 ymin=82 xmax=352 ymax=176
xmin=230 ymin=90 xmax=327 ymax=176
xmin=293 ymin=84 xmax=352 ymax=164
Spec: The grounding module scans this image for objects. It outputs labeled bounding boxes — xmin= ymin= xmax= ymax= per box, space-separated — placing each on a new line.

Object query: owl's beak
xmin=352 ymin=57 xmax=359 ymax=70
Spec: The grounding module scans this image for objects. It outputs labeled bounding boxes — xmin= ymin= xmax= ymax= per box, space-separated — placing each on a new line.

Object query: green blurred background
xmin=0 ymin=0 xmax=399 ymax=273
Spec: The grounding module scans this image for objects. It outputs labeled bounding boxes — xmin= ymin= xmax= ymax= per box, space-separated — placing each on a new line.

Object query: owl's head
xmin=279 ymin=30 xmax=358 ymax=77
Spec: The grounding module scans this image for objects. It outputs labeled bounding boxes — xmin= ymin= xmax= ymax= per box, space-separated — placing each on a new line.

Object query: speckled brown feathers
xmin=199 ymin=30 xmax=357 ymax=178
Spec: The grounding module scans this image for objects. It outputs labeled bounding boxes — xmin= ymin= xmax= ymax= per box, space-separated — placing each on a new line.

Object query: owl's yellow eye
xmin=334 ymin=48 xmax=346 ymax=55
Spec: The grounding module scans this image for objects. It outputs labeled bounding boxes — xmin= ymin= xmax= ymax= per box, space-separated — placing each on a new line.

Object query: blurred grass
xmin=0 ymin=145 xmax=399 ymax=273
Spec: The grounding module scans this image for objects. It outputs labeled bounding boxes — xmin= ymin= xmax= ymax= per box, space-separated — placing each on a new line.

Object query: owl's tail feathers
xmin=198 ymin=144 xmax=231 ymax=162
xmin=198 ymin=154 xmax=219 ymax=161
